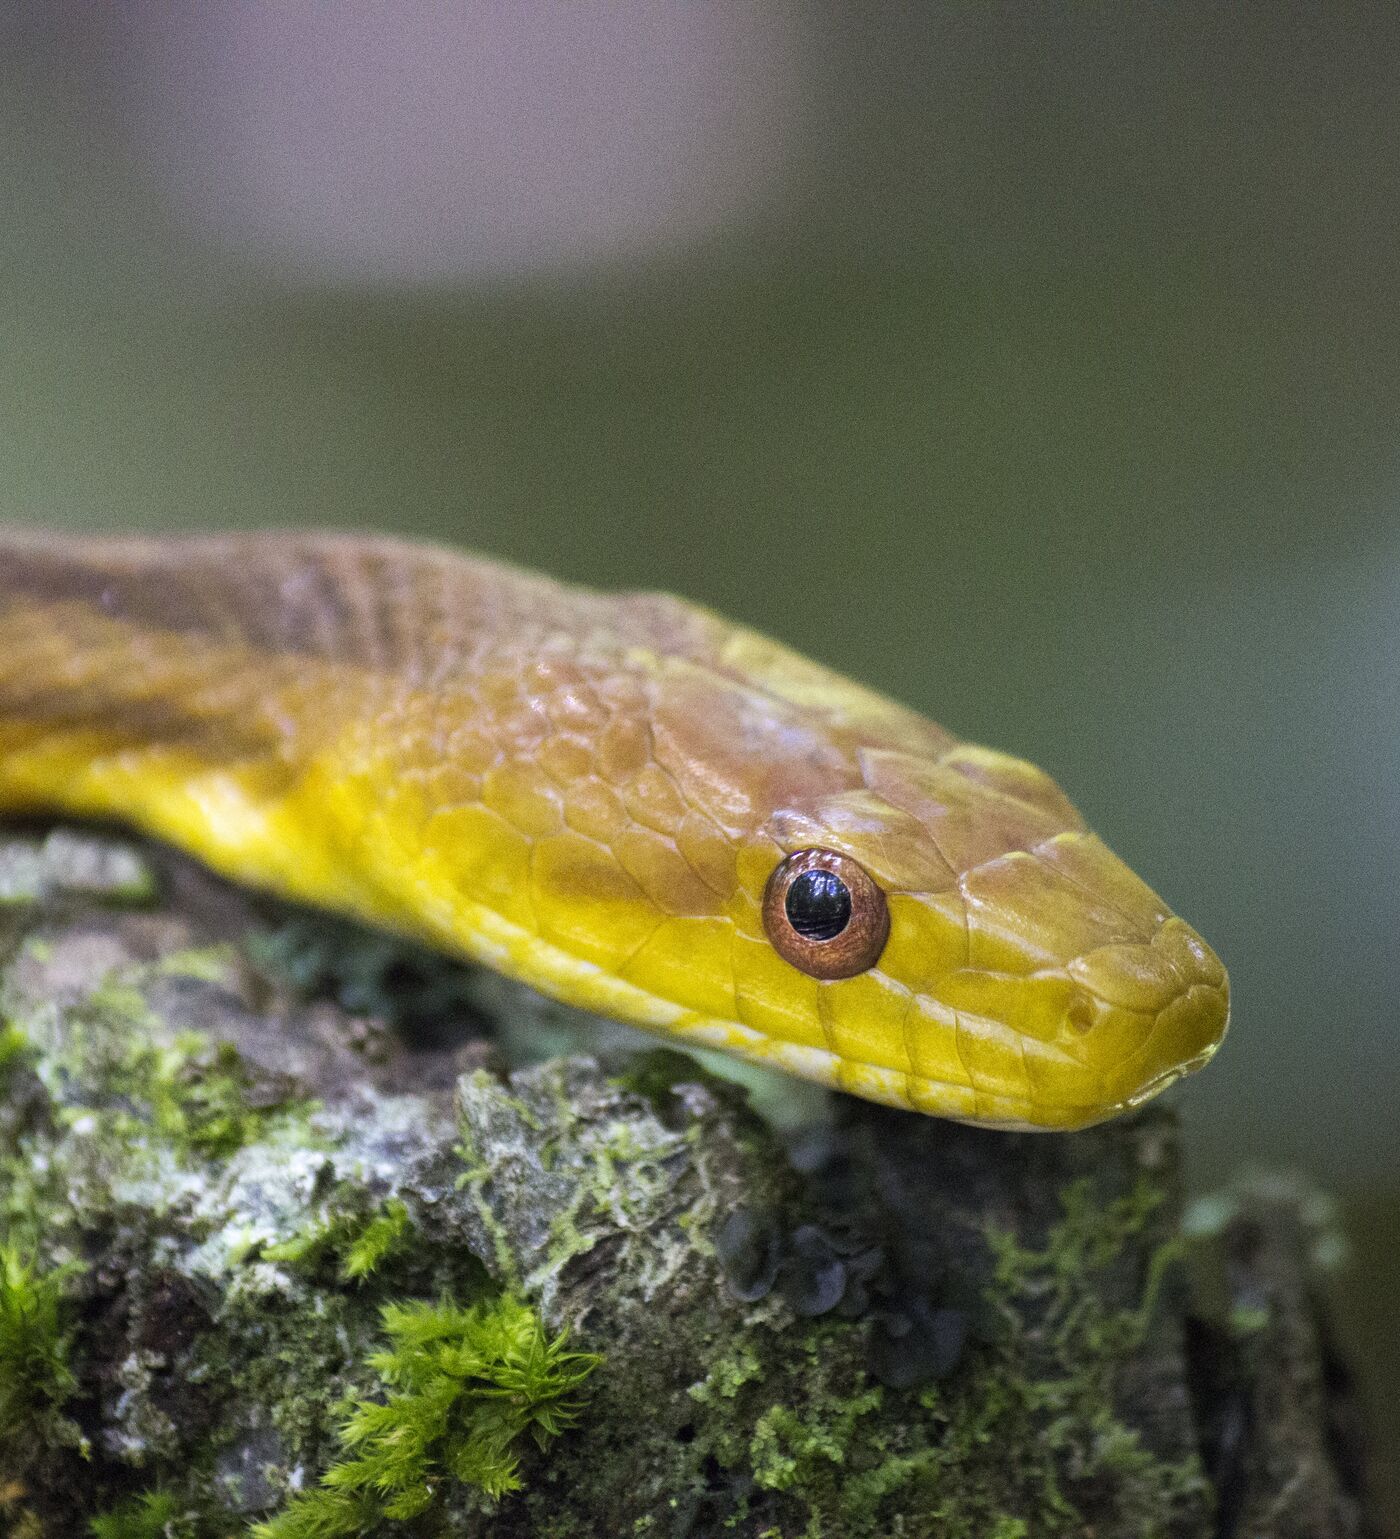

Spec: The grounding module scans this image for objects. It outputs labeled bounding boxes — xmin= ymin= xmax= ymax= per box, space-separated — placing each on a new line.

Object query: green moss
xmin=264 ymin=1198 xmax=413 ymax=1284
xmin=152 ymin=946 xmax=242 ymax=985
xmin=254 ymin=1294 xmax=602 ymax=1537
xmin=88 ymin=1490 xmax=192 ymax=1539
xmin=162 ymin=1036 xmax=295 ymax=1158
xmin=748 ymin=1387 xmax=884 ymax=1494
xmin=0 ymin=827 xmax=1218 ymax=1535
xmin=609 ymin=1049 xmax=716 ymax=1109
xmin=340 ymin=1200 xmax=411 ymax=1282
xmin=0 ymin=1243 xmax=86 ymax=1464
xmin=688 ymin=1339 xmax=763 ymax=1406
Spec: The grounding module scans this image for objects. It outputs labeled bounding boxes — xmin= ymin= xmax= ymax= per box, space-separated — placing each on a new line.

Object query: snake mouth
xmin=1116 ymin=985 xmax=1230 ymax=1112
xmin=1121 ymin=1045 xmax=1216 ymax=1109
xmin=978 ymin=1014 xmax=1229 ymax=1132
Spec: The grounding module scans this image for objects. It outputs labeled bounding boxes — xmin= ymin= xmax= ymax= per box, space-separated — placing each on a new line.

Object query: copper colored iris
xmin=762 ymin=848 xmax=890 ymax=980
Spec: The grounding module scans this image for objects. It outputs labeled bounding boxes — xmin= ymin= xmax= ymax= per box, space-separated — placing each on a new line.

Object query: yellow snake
xmin=0 ymin=530 xmax=1227 ymax=1130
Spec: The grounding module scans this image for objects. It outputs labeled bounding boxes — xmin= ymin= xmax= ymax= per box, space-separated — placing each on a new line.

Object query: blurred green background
xmin=3 ymin=4 xmax=1397 ymax=1519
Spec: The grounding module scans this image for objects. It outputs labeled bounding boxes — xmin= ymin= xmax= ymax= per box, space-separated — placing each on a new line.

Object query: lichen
xmin=1184 ymin=1168 xmax=1350 ymax=1272
xmin=253 ymin=1294 xmax=601 ymax=1535
xmin=452 ymin=1056 xmax=739 ymax=1318
xmin=0 ymin=828 xmax=157 ymax=909
xmin=17 ymin=949 xmax=320 ymax=1173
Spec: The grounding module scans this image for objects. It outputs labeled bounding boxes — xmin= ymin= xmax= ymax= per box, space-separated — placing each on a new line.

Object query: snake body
xmin=0 ymin=530 xmax=1227 ymax=1129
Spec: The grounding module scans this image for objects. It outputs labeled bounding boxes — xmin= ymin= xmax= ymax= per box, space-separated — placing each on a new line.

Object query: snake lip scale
xmin=0 ymin=528 xmax=1229 ymax=1130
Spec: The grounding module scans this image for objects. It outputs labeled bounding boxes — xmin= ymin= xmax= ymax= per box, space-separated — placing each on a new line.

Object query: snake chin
xmin=1119 ymin=1012 xmax=1230 ymax=1113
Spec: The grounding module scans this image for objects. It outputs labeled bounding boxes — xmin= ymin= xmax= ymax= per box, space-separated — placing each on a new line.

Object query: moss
xmin=609 ymin=1048 xmax=710 ymax=1108
xmin=253 ymin=1294 xmax=601 ymax=1536
xmin=681 ymin=1174 xmax=1206 ymax=1539
xmin=340 ymin=1200 xmax=413 ymax=1283
xmin=748 ymin=1387 xmax=884 ymax=1493
xmin=263 ymin=1197 xmax=413 ymax=1284
xmin=165 ymin=1036 xmax=303 ymax=1159
xmin=687 ymin=1339 xmax=763 ymax=1408
xmin=0 ymin=1243 xmax=86 ymax=1465
xmin=88 ymin=1489 xmax=192 ymax=1539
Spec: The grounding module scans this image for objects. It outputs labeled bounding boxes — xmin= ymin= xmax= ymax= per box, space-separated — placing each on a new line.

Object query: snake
xmin=0 ymin=529 xmax=1227 ymax=1130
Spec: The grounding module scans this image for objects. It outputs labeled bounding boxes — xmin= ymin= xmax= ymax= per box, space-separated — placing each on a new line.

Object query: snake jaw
xmin=1121 ymin=1026 xmax=1228 ymax=1111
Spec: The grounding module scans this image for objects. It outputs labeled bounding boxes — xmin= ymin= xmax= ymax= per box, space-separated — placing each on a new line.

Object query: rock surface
xmin=0 ymin=825 xmax=1379 ymax=1538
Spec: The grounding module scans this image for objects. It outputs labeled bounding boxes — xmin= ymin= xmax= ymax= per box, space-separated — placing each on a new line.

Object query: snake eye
xmin=786 ymin=869 xmax=852 ymax=941
xmin=762 ymin=848 xmax=890 ymax=980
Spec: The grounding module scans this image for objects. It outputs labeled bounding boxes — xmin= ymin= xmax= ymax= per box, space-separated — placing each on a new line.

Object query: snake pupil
xmin=785 ymin=869 xmax=852 ymax=942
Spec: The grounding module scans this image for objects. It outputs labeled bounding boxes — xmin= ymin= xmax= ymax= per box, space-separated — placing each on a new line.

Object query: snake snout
xmin=1067 ymin=917 xmax=1230 ymax=1113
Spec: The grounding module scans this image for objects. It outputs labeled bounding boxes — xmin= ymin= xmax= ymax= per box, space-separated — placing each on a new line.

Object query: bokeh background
xmin=4 ymin=2 xmax=1397 ymax=1518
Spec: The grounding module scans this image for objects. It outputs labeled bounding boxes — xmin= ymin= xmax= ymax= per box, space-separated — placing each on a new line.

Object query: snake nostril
xmin=1065 ymin=989 xmax=1095 ymax=1036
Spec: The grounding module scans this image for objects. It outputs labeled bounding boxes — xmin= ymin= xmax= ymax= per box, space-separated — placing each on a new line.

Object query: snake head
xmin=748 ymin=744 xmax=1229 ymax=1130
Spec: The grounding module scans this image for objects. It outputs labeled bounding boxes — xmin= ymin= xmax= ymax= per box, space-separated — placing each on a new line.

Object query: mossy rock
xmin=0 ymin=827 xmax=1375 ymax=1538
